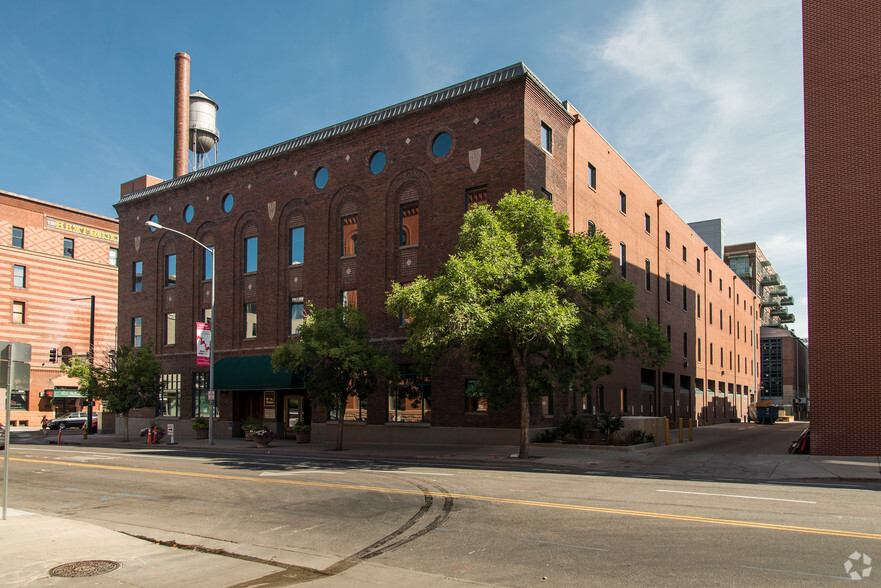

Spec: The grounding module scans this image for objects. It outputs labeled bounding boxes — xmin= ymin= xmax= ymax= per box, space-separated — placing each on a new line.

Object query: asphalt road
xmin=5 ymin=432 xmax=880 ymax=586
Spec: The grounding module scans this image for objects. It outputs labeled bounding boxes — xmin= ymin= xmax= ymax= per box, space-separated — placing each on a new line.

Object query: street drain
xmin=49 ymin=560 xmax=121 ymax=577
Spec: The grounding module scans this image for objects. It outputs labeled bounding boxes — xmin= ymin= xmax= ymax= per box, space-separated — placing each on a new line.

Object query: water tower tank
xmin=189 ymin=90 xmax=219 ymax=154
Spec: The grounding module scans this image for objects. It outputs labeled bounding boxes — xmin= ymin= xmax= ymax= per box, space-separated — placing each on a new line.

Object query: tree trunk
xmin=336 ymin=397 xmax=347 ymax=451
xmin=122 ymin=413 xmax=129 ymax=442
xmin=511 ymin=346 xmax=530 ymax=459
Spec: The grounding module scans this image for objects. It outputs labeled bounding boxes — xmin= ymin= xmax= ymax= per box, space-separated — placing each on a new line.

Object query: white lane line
xmin=259 ymin=470 xmax=347 ymax=476
xmin=365 ymin=470 xmax=454 ymax=476
xmin=741 ymin=566 xmax=851 ymax=580
xmin=658 ymin=489 xmax=816 ymax=504
xmin=518 ymin=538 xmax=607 ymax=552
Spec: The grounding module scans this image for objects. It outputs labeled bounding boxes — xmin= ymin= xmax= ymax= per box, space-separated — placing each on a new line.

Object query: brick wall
xmin=804 ymin=0 xmax=881 ymax=455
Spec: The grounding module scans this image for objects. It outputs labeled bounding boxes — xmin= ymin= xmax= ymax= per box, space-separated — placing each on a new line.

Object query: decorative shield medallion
xmin=268 ymin=201 xmax=277 ymax=221
xmin=469 ymin=148 xmax=482 ymax=173
xmin=134 ymin=236 xmax=141 ymax=252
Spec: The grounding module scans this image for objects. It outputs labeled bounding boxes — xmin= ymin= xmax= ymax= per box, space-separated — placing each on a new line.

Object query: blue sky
xmin=1 ymin=1 xmax=806 ymax=334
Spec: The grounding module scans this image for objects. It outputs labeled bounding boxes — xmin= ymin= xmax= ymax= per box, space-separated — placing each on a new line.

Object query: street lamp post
xmin=70 ymin=295 xmax=96 ymax=435
xmin=145 ymin=221 xmax=216 ymax=445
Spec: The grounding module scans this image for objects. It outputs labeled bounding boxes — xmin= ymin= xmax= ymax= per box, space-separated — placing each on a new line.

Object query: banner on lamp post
xmin=196 ymin=322 xmax=211 ymax=366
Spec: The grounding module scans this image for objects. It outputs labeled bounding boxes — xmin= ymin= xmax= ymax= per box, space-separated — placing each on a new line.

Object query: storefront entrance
xmin=283 ymin=394 xmax=310 ymax=438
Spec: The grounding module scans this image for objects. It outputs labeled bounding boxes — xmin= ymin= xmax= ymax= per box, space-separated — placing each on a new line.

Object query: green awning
xmin=52 ymin=389 xmax=85 ymax=398
xmin=213 ymin=355 xmax=304 ymax=391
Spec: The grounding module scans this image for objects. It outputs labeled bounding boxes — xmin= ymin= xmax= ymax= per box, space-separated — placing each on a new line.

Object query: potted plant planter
xmin=293 ymin=424 xmax=311 ymax=443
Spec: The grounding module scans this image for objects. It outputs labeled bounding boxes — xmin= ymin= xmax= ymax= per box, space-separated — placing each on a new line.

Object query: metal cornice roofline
xmin=117 ymin=62 xmax=571 ymax=205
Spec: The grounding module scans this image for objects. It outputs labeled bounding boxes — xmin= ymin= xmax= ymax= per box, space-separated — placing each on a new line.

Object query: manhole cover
xmin=49 ymin=560 xmax=120 ymax=577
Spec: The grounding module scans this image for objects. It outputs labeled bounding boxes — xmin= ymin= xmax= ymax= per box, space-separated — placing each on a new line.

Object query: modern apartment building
xmin=724 ymin=242 xmax=795 ymax=328
xmin=0 ymin=189 xmax=119 ymax=425
xmin=115 ymin=62 xmax=759 ymax=443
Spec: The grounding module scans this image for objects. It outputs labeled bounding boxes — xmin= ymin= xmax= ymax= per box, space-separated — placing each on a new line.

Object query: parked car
xmin=48 ymin=412 xmax=97 ymax=430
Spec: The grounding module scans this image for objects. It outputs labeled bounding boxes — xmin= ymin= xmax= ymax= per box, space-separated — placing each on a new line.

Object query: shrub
xmin=597 ymin=411 xmax=624 ymax=442
xmin=559 ymin=411 xmax=588 ymax=444
xmin=532 ymin=428 xmax=560 ymax=443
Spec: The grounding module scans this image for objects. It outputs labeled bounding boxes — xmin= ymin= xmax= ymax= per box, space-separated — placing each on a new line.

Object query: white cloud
xmin=565 ymin=0 xmax=807 ymax=330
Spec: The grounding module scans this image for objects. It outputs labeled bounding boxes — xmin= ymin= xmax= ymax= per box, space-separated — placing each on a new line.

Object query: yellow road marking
xmin=13 ymin=457 xmax=881 ymax=541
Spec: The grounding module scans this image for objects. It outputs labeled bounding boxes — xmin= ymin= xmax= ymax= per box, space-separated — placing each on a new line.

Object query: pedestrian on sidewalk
xmin=41 ymin=415 xmax=48 ymax=436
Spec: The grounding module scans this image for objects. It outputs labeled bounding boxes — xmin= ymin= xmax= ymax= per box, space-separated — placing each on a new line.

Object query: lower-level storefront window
xmin=159 ymin=373 xmax=181 ymax=417
xmin=388 ymin=367 xmax=431 ymax=423
xmin=192 ymin=372 xmax=218 ymax=418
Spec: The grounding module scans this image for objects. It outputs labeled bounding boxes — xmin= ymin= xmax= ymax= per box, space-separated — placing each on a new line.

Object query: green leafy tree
xmin=272 ymin=304 xmax=396 ymax=450
xmin=63 ymin=343 xmax=164 ymax=441
xmin=387 ymin=190 xmax=670 ymax=458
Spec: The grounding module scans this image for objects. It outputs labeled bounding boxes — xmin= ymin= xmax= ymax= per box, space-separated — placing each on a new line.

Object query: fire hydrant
xmin=82 ymin=424 xmax=88 ymax=439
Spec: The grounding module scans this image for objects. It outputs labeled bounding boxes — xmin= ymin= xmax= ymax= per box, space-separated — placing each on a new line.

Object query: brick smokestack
xmin=173 ymin=52 xmax=191 ymax=178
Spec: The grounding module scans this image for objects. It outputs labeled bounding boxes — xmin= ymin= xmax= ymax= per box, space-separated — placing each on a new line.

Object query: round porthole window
xmin=222 ymin=193 xmax=234 ymax=213
xmin=314 ymin=167 xmax=329 ymax=189
xmin=148 ymin=214 xmax=159 ymax=230
xmin=432 ymin=132 xmax=452 ymax=158
xmin=184 ymin=205 xmax=194 ymax=223
xmin=369 ymin=151 xmax=386 ymax=175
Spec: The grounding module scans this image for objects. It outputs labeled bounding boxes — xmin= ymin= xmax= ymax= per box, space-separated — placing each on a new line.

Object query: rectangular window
xmin=540 ymin=121 xmax=552 ymax=153
xmin=709 ymin=302 xmax=713 ymax=324
xmin=13 ymin=265 xmax=26 ymax=288
xmin=709 ymin=268 xmax=713 ymax=283
xmin=244 ymin=236 xmax=258 ymax=272
xmin=698 ymin=338 xmax=702 ymax=362
xmin=666 ymin=324 xmax=671 ymax=341
xmin=644 ymin=259 xmax=651 ymax=291
xmin=244 ymin=302 xmax=257 ymax=339
xmin=165 ymin=254 xmax=176 ymax=287
xmin=588 ymin=163 xmax=596 ymax=189
xmin=12 ymin=301 xmax=25 ymax=324
xmin=400 ymin=203 xmax=419 ymax=246
xmin=133 ymin=261 xmax=143 ymax=292
xmin=683 ymin=332 xmax=688 ymax=358
xmin=465 ymin=379 xmax=487 ymax=412
xmin=682 ymin=245 xmax=687 ymax=262
xmin=719 ymin=309 xmax=723 ymax=329
xmin=665 ymin=231 xmax=671 ymax=249
xmin=328 ymin=395 xmax=368 ymax=422
xmin=203 ymin=307 xmax=212 ymax=325
xmin=389 ymin=367 xmax=431 ymax=423
xmin=341 ymin=289 xmax=358 ymax=308
xmin=697 ymin=258 xmax=701 ymax=273
xmin=203 ymin=246 xmax=214 ymax=280
xmin=290 ymin=226 xmax=304 ymax=264
xmin=193 ymin=372 xmax=218 ymax=418
xmin=341 ymin=215 xmax=358 ymax=255
xmin=290 ymin=296 xmax=304 ymax=335
xmin=719 ymin=278 xmax=723 ymax=291
xmin=132 ymin=317 xmax=142 ymax=348
xmin=63 ymin=237 xmax=75 ymax=259
xmin=466 ymin=186 xmax=488 ymax=210
xmin=682 ymin=284 xmax=687 ymax=310
xmin=109 ymin=248 xmax=118 ymax=267
xmin=159 ymin=373 xmax=181 ymax=417
xmin=541 ymin=394 xmax=554 ymax=417
xmin=697 ymin=294 xmax=701 ymax=317
xmin=645 ymin=213 xmax=651 ymax=233
xmin=665 ymin=272 xmax=671 ymax=302
xmin=12 ymin=226 xmax=24 ymax=248
xmin=619 ymin=191 xmax=627 ymax=214
xmin=165 ymin=312 xmax=176 ymax=345
xmin=710 ymin=343 xmax=714 ymax=365
xmin=619 ymin=242 xmax=626 ymax=277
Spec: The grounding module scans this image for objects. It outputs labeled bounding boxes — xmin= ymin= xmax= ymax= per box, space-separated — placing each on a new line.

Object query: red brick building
xmin=1 ymin=189 xmax=118 ymax=425
xmin=804 ymin=0 xmax=881 ymax=455
xmin=116 ymin=63 xmax=758 ymax=442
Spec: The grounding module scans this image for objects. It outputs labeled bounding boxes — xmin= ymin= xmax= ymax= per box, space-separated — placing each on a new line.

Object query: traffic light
xmin=49 ymin=348 xmax=57 ymax=363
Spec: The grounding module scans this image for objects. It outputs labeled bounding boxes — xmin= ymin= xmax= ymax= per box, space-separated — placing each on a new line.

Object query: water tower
xmin=189 ymin=90 xmax=219 ymax=171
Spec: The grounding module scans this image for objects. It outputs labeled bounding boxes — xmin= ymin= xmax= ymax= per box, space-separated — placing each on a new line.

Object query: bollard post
xmin=679 ymin=418 xmax=683 ymax=443
xmin=689 ymin=418 xmax=694 ymax=441
xmin=665 ymin=417 xmax=670 ymax=445
xmin=82 ymin=425 xmax=87 ymax=439
xmin=57 ymin=427 xmax=62 ymax=445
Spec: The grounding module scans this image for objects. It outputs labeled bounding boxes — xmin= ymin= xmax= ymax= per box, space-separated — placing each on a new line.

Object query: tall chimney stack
xmin=173 ymin=52 xmax=191 ymax=178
